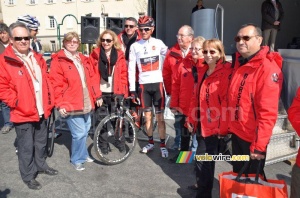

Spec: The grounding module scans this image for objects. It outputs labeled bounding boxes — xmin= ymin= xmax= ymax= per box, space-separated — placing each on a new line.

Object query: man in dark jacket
xmin=261 ymin=0 xmax=284 ymax=52
xmin=0 ymin=22 xmax=58 ymax=190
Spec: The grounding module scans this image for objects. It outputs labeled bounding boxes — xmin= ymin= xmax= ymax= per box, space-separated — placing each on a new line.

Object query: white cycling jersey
xmin=128 ymin=37 xmax=168 ymax=91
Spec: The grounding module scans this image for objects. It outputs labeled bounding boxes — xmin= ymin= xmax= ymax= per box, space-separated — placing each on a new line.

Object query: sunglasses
xmin=125 ymin=25 xmax=135 ymax=29
xmin=14 ymin=37 xmax=30 ymax=41
xmin=234 ymin=35 xmax=258 ymax=42
xmin=101 ymin=38 xmax=113 ymax=43
xmin=203 ymin=50 xmax=217 ymax=55
xmin=139 ymin=28 xmax=151 ymax=32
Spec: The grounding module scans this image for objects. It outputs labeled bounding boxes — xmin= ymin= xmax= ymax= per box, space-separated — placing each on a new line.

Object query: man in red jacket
xmin=288 ymin=87 xmax=300 ymax=198
xmin=163 ymin=25 xmax=194 ymax=150
xmin=228 ymin=23 xmax=283 ymax=174
xmin=0 ymin=22 xmax=58 ymax=190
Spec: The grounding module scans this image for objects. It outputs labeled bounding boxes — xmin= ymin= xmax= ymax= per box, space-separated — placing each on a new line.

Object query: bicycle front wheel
xmin=93 ymin=113 xmax=137 ymax=165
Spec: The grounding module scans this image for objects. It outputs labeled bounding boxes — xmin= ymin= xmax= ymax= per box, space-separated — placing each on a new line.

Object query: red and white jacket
xmin=288 ymin=87 xmax=300 ymax=167
xmin=49 ymin=50 xmax=101 ymax=112
xmin=89 ymin=47 xmax=128 ymax=97
xmin=188 ymin=60 xmax=232 ymax=137
xmin=228 ymin=46 xmax=283 ymax=154
xmin=0 ymin=45 xmax=54 ymax=122
xmin=163 ymin=43 xmax=191 ymax=95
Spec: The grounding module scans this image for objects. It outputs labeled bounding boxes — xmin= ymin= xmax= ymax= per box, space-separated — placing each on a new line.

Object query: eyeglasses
xmin=202 ymin=50 xmax=217 ymax=55
xmin=234 ymin=35 xmax=258 ymax=42
xmin=66 ymin=40 xmax=79 ymax=45
xmin=190 ymin=47 xmax=202 ymax=51
xmin=101 ymin=38 xmax=113 ymax=43
xmin=14 ymin=37 xmax=30 ymax=41
xmin=176 ymin=34 xmax=191 ymax=39
xmin=125 ymin=25 xmax=135 ymax=29
xmin=139 ymin=28 xmax=151 ymax=32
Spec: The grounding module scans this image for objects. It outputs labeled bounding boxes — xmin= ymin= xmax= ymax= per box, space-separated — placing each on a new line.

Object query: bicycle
xmin=93 ymin=96 xmax=137 ymax=165
xmin=93 ymin=96 xmax=157 ymax=165
xmin=46 ymin=109 xmax=56 ymax=157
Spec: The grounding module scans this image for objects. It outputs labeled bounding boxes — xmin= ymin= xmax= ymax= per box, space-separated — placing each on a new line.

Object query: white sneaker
xmin=86 ymin=156 xmax=94 ymax=163
xmin=160 ymin=147 xmax=169 ymax=158
xmin=73 ymin=163 xmax=85 ymax=171
xmin=141 ymin=143 xmax=154 ymax=153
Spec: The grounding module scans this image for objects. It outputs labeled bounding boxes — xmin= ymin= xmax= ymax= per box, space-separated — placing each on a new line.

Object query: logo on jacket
xmin=18 ymin=70 xmax=23 ymax=76
xmin=152 ymin=46 xmax=156 ymax=50
xmin=271 ymin=73 xmax=279 ymax=82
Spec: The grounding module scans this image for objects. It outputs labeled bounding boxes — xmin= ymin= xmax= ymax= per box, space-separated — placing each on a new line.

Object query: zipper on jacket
xmin=251 ymin=93 xmax=259 ymax=142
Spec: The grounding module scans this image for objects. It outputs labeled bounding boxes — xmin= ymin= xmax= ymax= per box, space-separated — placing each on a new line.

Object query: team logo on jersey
xmin=271 ymin=73 xmax=279 ymax=82
xmin=152 ymin=46 xmax=156 ymax=50
xmin=18 ymin=70 xmax=23 ymax=76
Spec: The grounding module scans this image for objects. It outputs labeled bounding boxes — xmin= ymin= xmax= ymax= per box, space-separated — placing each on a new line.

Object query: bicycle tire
xmin=93 ymin=113 xmax=137 ymax=165
xmin=46 ymin=111 xmax=55 ymax=157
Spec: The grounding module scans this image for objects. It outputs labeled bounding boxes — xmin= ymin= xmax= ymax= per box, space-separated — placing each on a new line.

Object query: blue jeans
xmin=1 ymin=101 xmax=13 ymax=127
xmin=173 ymin=114 xmax=183 ymax=148
xmin=66 ymin=113 xmax=91 ymax=165
xmin=191 ymin=134 xmax=198 ymax=152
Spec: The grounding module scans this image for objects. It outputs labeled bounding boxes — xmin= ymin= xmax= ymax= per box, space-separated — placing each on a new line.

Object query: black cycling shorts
xmin=139 ymin=82 xmax=165 ymax=112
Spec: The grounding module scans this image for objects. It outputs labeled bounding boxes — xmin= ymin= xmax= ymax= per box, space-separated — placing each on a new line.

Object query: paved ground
xmin=0 ymin=117 xmax=293 ymax=198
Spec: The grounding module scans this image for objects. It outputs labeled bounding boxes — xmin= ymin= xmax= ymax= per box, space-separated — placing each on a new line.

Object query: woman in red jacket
xmin=169 ymin=36 xmax=205 ymax=161
xmin=288 ymin=87 xmax=300 ymax=198
xmin=49 ymin=32 xmax=102 ymax=171
xmin=187 ymin=39 xmax=232 ymax=197
xmin=89 ymin=29 xmax=128 ymax=155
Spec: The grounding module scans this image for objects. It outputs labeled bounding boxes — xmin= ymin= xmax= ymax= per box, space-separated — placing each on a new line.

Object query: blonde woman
xmin=49 ymin=32 xmax=102 ymax=171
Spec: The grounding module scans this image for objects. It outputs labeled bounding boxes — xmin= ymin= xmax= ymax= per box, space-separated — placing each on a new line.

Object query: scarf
xmin=99 ymin=46 xmax=118 ymax=82
xmin=122 ymin=31 xmax=138 ymax=60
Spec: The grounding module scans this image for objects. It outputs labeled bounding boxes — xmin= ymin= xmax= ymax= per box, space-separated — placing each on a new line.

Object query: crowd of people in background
xmin=1 ymin=0 xmax=300 ymax=197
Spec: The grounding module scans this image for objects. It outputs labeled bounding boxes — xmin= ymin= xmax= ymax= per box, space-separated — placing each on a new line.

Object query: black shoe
xmin=24 ymin=179 xmax=42 ymax=190
xmin=187 ymin=184 xmax=199 ymax=191
xmin=38 ymin=167 xmax=58 ymax=176
xmin=169 ymin=154 xmax=179 ymax=163
xmin=101 ymin=147 xmax=109 ymax=155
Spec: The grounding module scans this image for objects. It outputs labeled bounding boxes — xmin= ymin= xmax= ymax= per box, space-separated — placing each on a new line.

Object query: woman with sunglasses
xmin=186 ymin=39 xmax=232 ymax=197
xmin=49 ymin=32 xmax=102 ymax=171
xmin=89 ymin=29 xmax=128 ymax=155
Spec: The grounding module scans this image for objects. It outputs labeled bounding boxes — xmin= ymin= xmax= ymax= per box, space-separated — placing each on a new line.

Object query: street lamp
xmin=48 ymin=16 xmax=60 ymax=50
xmin=48 ymin=14 xmax=81 ymax=50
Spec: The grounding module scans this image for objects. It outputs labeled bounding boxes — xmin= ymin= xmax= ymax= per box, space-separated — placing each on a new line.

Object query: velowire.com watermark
xmin=176 ymin=152 xmax=250 ymax=163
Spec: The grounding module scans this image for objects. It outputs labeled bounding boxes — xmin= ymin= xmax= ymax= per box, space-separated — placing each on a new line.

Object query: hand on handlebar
xmin=130 ymin=91 xmax=140 ymax=105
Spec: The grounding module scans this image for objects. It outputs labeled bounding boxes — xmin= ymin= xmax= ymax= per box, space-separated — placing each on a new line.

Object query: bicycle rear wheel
xmin=93 ymin=113 xmax=137 ymax=165
xmin=46 ymin=111 xmax=55 ymax=157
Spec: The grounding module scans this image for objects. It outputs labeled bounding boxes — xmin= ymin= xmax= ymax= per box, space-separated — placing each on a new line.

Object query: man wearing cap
xmin=0 ymin=22 xmax=58 ymax=190
xmin=0 ymin=23 xmax=14 ymax=134
xmin=128 ymin=16 xmax=169 ymax=158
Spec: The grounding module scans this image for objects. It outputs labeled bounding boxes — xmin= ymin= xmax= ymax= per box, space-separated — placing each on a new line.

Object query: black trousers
xmin=195 ymin=135 xmax=219 ymax=198
xmin=14 ymin=117 xmax=49 ymax=182
xmin=231 ymin=133 xmax=265 ymax=174
xmin=174 ymin=114 xmax=190 ymax=151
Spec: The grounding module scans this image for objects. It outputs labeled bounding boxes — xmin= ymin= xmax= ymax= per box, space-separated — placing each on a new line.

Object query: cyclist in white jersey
xmin=128 ymin=16 xmax=169 ymax=158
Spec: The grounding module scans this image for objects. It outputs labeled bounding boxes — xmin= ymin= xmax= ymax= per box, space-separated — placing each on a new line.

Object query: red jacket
xmin=228 ymin=46 xmax=283 ymax=154
xmin=163 ymin=43 xmax=191 ymax=95
xmin=49 ymin=50 xmax=101 ymax=112
xmin=188 ymin=60 xmax=232 ymax=137
xmin=288 ymin=87 xmax=300 ymax=167
xmin=170 ymin=57 xmax=200 ymax=116
xmin=89 ymin=47 xmax=128 ymax=97
xmin=0 ymin=45 xmax=54 ymax=122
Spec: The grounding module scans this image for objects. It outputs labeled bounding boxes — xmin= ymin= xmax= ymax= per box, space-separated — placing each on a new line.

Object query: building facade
xmin=1 ymin=0 xmax=147 ymax=52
